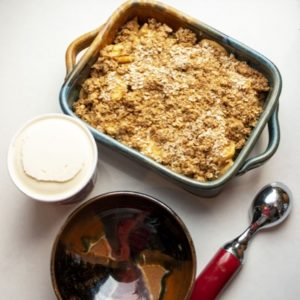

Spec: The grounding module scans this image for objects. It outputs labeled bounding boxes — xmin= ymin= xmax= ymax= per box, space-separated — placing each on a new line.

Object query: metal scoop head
xmin=250 ymin=182 xmax=292 ymax=230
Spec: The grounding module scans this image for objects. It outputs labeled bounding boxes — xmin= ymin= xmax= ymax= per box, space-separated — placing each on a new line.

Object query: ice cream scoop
xmin=190 ymin=182 xmax=292 ymax=300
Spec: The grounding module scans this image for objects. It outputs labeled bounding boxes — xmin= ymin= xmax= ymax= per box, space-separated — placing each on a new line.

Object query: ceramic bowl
xmin=51 ymin=191 xmax=196 ymax=299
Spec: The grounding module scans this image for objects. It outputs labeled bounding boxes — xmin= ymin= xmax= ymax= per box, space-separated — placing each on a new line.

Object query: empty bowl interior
xmin=51 ymin=192 xmax=196 ymax=300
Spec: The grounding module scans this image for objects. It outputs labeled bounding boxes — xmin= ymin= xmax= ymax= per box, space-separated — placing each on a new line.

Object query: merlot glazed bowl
xmin=51 ymin=191 xmax=196 ymax=300
xmin=60 ymin=0 xmax=281 ymax=197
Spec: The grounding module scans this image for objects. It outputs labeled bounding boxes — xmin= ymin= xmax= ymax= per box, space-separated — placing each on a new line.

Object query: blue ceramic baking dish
xmin=59 ymin=0 xmax=281 ymax=197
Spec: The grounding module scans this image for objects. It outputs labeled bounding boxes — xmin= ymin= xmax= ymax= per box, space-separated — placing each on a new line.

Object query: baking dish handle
xmin=65 ymin=26 xmax=103 ymax=76
xmin=237 ymin=105 xmax=280 ymax=176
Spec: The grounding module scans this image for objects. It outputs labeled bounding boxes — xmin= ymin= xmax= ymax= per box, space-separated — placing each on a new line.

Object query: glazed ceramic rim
xmin=51 ymin=191 xmax=197 ymax=299
xmin=7 ymin=113 xmax=98 ymax=203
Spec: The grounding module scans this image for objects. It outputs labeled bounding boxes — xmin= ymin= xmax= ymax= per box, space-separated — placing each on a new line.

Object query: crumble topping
xmin=74 ymin=18 xmax=269 ymax=181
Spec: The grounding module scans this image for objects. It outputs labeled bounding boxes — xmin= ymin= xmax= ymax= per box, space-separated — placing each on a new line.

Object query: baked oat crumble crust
xmin=74 ymin=18 xmax=269 ymax=181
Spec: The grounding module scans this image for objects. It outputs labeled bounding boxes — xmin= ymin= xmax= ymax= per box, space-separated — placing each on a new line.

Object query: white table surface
xmin=1 ymin=0 xmax=299 ymax=299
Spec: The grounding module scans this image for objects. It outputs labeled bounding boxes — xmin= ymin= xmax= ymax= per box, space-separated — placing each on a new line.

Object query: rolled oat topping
xmin=74 ymin=18 xmax=269 ymax=181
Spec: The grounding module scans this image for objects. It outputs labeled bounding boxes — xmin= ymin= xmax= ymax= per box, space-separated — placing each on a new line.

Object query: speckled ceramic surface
xmin=60 ymin=0 xmax=281 ymax=197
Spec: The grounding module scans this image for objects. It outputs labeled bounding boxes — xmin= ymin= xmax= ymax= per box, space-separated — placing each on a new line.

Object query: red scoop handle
xmin=189 ymin=248 xmax=241 ymax=300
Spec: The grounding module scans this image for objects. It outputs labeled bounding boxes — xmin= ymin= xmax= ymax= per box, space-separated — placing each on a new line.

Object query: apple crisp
xmin=73 ymin=18 xmax=269 ymax=181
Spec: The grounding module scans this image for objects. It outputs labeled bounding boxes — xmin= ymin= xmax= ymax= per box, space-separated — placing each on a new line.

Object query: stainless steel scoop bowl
xmin=249 ymin=182 xmax=291 ymax=229
xmin=224 ymin=182 xmax=292 ymax=262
